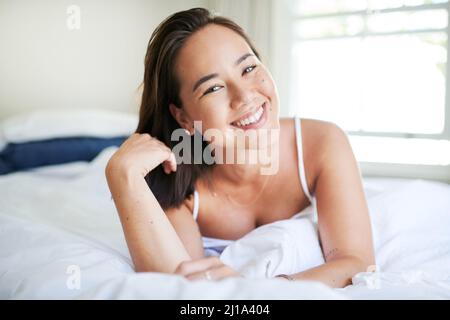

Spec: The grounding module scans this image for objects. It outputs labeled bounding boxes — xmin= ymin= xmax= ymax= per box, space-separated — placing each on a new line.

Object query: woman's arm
xmin=106 ymin=166 xmax=190 ymax=273
xmin=288 ymin=121 xmax=376 ymax=288
xmin=166 ymin=202 xmax=206 ymax=261
xmin=105 ymin=133 xmax=191 ymax=273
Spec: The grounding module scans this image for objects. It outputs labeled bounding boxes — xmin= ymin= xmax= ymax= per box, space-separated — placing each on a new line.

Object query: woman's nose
xmin=230 ymin=84 xmax=257 ymax=110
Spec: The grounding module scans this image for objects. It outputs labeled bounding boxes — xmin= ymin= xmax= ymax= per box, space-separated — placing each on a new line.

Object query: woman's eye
xmin=204 ymin=85 xmax=222 ymax=95
xmin=242 ymin=65 xmax=257 ymax=75
xmin=202 ymin=65 xmax=258 ymax=96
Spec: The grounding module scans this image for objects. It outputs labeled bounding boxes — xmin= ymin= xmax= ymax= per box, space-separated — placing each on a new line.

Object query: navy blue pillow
xmin=0 ymin=136 xmax=126 ymax=175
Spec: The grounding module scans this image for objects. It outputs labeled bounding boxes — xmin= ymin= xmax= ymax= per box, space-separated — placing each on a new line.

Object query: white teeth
xmin=232 ymin=104 xmax=264 ymax=127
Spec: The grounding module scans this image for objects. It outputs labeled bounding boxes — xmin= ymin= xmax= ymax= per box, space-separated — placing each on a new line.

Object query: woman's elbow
xmin=350 ymin=254 xmax=377 ymax=273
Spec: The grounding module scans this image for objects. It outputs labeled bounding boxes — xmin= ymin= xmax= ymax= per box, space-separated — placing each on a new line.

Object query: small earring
xmin=184 ymin=129 xmax=191 ymax=136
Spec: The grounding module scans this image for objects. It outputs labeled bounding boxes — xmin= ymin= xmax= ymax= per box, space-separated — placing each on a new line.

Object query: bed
xmin=1 ymin=110 xmax=449 ymax=300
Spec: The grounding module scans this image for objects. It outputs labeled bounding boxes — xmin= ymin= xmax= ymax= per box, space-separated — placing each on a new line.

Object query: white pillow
xmin=0 ymin=108 xmax=139 ymax=144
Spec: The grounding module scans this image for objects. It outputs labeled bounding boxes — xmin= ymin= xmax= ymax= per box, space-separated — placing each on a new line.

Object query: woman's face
xmin=172 ymin=24 xmax=280 ymax=151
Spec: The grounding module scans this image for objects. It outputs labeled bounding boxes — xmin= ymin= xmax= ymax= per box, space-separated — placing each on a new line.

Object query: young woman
xmin=105 ymin=7 xmax=375 ymax=288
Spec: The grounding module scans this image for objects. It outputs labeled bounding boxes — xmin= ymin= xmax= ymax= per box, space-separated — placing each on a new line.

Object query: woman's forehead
xmin=175 ymin=24 xmax=253 ymax=81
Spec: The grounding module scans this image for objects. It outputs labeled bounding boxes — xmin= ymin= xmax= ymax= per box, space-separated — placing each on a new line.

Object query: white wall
xmin=0 ymin=0 xmax=207 ymax=119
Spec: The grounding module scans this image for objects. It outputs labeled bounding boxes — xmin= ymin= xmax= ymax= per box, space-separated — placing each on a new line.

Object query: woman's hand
xmin=106 ymin=133 xmax=177 ymax=178
xmin=175 ymin=257 xmax=242 ymax=281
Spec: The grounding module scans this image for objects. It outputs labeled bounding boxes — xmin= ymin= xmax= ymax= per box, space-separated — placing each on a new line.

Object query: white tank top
xmin=192 ymin=117 xmax=316 ymax=257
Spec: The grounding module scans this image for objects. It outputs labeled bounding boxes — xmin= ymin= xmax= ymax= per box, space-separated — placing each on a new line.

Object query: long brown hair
xmin=135 ymin=7 xmax=261 ymax=210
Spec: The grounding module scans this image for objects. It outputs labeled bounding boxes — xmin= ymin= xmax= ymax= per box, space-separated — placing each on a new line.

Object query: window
xmin=289 ymin=0 xmax=450 ymax=179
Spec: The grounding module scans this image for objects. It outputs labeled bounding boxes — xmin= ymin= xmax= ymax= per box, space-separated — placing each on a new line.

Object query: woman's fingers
xmin=174 ymin=257 xmax=223 ymax=276
xmin=107 ymin=132 xmax=179 ymax=178
xmin=167 ymin=151 xmax=177 ymax=172
xmin=185 ymin=265 xmax=239 ymax=281
xmin=185 ymin=265 xmax=221 ymax=281
xmin=162 ymin=151 xmax=177 ymax=174
xmin=174 ymin=257 xmax=242 ymax=282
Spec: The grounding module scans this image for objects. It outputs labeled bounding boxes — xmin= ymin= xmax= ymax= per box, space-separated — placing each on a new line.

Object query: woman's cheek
xmin=198 ymin=110 xmax=228 ymax=133
xmin=258 ymin=71 xmax=280 ymax=128
xmin=255 ymin=68 xmax=276 ymax=98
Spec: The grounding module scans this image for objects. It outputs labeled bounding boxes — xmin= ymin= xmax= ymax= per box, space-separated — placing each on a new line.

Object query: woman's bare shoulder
xmin=279 ymin=117 xmax=338 ymax=136
xmin=279 ymin=117 xmax=348 ymax=193
xmin=163 ymin=192 xmax=196 ymax=220
xmin=280 ymin=117 xmax=346 ymax=152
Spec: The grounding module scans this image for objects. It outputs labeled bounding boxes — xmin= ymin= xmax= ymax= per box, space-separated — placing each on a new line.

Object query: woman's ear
xmin=169 ymin=103 xmax=193 ymax=133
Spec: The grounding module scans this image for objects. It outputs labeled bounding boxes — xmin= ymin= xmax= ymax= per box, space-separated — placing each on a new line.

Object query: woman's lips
xmin=230 ymin=102 xmax=268 ymax=130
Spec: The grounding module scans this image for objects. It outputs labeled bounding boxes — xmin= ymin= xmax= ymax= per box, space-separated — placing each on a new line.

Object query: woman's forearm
xmin=106 ymin=165 xmax=190 ymax=273
xmin=288 ymin=256 xmax=370 ymax=288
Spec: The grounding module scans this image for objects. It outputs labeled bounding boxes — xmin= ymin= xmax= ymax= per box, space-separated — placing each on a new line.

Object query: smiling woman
xmin=105 ymin=7 xmax=376 ymax=288
xmin=130 ymin=8 xmax=281 ymax=211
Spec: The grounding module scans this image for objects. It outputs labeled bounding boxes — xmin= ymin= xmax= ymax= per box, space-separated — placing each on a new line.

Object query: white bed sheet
xmin=0 ymin=147 xmax=449 ymax=299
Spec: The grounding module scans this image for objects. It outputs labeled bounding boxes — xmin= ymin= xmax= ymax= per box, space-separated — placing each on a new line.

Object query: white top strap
xmin=193 ymin=190 xmax=200 ymax=220
xmin=294 ymin=117 xmax=313 ymax=203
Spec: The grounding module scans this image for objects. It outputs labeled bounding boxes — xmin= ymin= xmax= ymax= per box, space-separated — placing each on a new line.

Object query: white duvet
xmin=0 ymin=147 xmax=449 ymax=299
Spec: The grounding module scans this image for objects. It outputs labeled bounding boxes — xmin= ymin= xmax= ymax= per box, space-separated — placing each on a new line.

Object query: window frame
xmin=291 ymin=1 xmax=450 ymax=140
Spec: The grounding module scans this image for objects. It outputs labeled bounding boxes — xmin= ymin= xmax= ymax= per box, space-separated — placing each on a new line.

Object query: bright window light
xmin=349 ymin=136 xmax=450 ymax=165
xmin=290 ymin=0 xmax=450 ymax=167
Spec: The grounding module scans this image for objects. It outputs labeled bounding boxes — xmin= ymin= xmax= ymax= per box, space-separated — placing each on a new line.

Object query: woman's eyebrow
xmin=192 ymin=53 xmax=255 ymax=93
xmin=192 ymin=73 xmax=219 ymax=93
xmin=234 ymin=52 xmax=254 ymax=66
